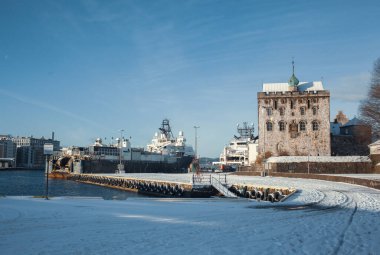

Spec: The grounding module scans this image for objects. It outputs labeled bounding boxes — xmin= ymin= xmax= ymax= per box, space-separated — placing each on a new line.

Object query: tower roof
xmin=263 ymin=81 xmax=324 ymax=92
xmin=288 ymin=60 xmax=299 ymax=86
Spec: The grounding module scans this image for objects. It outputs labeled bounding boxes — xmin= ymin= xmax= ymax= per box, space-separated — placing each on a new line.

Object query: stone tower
xmin=257 ymin=62 xmax=331 ymax=156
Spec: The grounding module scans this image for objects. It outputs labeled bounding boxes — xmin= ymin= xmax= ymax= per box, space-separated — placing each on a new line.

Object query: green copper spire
xmin=288 ymin=60 xmax=299 ymax=87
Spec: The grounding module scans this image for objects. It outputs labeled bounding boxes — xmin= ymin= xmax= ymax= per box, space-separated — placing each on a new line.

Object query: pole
xmin=194 ymin=126 xmax=200 ymax=159
xmin=262 ymin=107 xmax=266 ymax=175
xmin=308 ymin=135 xmax=310 ymax=174
xmin=45 ymin=155 xmax=49 ymax=200
xmin=119 ymin=130 xmax=123 ymax=167
xmin=118 ymin=129 xmax=124 ymax=174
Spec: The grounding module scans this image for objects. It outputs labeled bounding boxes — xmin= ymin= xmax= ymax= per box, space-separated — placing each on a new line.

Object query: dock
xmin=65 ymin=173 xmax=295 ymax=201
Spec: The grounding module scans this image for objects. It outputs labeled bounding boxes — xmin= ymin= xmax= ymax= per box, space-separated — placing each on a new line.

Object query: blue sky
xmin=1 ymin=0 xmax=380 ymax=157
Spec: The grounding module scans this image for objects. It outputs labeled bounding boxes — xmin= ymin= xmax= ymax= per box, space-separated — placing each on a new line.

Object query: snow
xmin=262 ymin=81 xmax=324 ymax=92
xmin=266 ymin=155 xmax=371 ymax=163
xmin=1 ymin=174 xmax=380 ymax=254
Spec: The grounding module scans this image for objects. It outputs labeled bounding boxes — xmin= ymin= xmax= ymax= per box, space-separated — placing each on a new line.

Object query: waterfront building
xmin=257 ymin=62 xmax=331 ymax=157
xmin=13 ymin=136 xmax=60 ymax=169
xmin=0 ymin=135 xmax=16 ymax=168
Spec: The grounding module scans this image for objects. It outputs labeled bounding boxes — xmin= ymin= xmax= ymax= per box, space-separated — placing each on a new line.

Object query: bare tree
xmin=360 ymin=58 xmax=380 ymax=140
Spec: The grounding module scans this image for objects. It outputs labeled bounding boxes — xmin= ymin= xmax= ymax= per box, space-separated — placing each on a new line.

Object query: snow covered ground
xmin=1 ymin=174 xmax=380 ymax=255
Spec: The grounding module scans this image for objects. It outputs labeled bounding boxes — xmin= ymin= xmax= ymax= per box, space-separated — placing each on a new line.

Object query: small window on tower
xmin=300 ymin=107 xmax=305 ymax=115
xmin=312 ymin=121 xmax=319 ymax=131
xmin=279 ymin=107 xmax=285 ymax=116
xmin=267 ymin=122 xmax=273 ymax=131
xmin=313 ymin=107 xmax=318 ymax=115
xmin=300 ymin=121 xmax=306 ymax=131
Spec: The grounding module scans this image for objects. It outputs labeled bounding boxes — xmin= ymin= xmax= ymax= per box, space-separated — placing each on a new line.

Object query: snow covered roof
xmin=369 ymin=140 xmax=380 ymax=147
xmin=266 ymin=156 xmax=371 ymax=163
xmin=341 ymin=117 xmax=365 ymax=127
xmin=262 ymin=81 xmax=324 ymax=93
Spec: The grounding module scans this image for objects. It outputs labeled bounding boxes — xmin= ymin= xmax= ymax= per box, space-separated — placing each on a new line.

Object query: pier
xmin=66 ymin=173 xmax=295 ymax=201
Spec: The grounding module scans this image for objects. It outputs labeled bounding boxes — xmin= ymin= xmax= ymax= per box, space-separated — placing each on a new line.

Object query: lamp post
xmin=194 ymin=126 xmax=200 ymax=159
xmin=117 ymin=129 xmax=125 ymax=174
xmin=308 ymin=134 xmax=311 ymax=174
xmin=305 ymin=133 xmax=310 ymax=174
xmin=43 ymin=143 xmax=53 ymax=200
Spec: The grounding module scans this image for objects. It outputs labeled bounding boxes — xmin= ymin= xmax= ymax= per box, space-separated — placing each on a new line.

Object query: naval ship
xmin=53 ymin=119 xmax=195 ymax=174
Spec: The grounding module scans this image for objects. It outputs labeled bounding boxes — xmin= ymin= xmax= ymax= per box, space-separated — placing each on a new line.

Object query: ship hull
xmin=80 ymin=156 xmax=193 ymax=174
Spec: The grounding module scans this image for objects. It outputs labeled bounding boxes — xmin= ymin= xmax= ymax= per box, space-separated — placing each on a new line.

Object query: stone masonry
xmin=257 ymin=72 xmax=331 ymax=157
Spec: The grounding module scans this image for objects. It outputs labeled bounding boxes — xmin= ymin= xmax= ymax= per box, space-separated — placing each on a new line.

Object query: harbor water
xmin=0 ymin=170 xmax=142 ymax=199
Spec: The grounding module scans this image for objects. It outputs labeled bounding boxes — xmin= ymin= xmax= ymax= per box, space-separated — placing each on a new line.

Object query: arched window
xmin=267 ymin=108 xmax=272 ymax=116
xmin=279 ymin=107 xmax=285 ymax=116
xmin=300 ymin=107 xmax=305 ymax=115
xmin=312 ymin=107 xmax=318 ymax=115
xmin=299 ymin=121 xmax=306 ymax=131
xmin=266 ymin=122 xmax=273 ymax=131
xmin=312 ymin=121 xmax=319 ymax=131
xmin=279 ymin=121 xmax=285 ymax=131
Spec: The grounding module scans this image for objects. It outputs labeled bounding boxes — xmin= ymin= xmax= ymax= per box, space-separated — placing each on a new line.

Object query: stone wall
xmin=331 ymin=135 xmax=370 ymax=156
xmin=270 ymin=161 xmax=372 ymax=174
xmin=238 ymin=161 xmax=372 ymax=174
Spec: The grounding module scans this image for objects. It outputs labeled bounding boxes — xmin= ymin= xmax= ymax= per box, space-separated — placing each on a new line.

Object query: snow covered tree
xmin=360 ymin=57 xmax=380 ymax=140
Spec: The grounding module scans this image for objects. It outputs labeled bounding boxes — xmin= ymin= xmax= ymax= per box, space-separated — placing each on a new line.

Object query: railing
xmin=192 ymin=173 xmax=228 ymax=185
xmin=191 ymin=174 xmax=211 ymax=184
xmin=210 ymin=177 xmax=237 ymax=198
xmin=191 ymin=174 xmax=237 ymax=198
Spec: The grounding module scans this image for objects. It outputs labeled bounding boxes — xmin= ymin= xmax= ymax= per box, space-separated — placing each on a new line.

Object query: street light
xmin=43 ymin=143 xmax=54 ymax=200
xmin=193 ymin=126 xmax=200 ymax=159
xmin=305 ymin=133 xmax=310 ymax=174
xmin=117 ymin=129 xmax=125 ymax=174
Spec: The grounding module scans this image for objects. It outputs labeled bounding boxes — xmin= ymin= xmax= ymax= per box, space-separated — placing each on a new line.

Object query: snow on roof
xmin=369 ymin=140 xmax=380 ymax=147
xmin=262 ymin=81 xmax=324 ymax=92
xmin=266 ymin=156 xmax=371 ymax=163
xmin=341 ymin=117 xmax=366 ymax=127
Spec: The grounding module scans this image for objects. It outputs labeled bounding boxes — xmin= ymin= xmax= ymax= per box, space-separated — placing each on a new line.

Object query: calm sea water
xmin=0 ymin=170 xmax=142 ymax=199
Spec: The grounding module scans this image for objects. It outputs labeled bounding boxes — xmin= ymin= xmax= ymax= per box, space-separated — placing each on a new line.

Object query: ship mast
xmin=159 ymin=119 xmax=174 ymax=140
xmin=237 ymin=122 xmax=254 ymax=140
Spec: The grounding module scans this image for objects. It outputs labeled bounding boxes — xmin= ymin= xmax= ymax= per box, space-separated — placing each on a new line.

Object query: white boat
xmin=146 ymin=119 xmax=195 ymax=159
xmin=213 ymin=122 xmax=258 ymax=170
